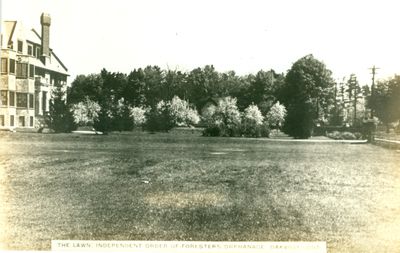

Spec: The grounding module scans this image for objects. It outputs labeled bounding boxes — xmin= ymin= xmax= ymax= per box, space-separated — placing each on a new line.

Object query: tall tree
xmin=163 ymin=70 xmax=187 ymax=101
xmin=281 ymin=54 xmax=335 ymax=138
xmin=67 ymin=74 xmax=103 ymax=104
xmin=368 ymin=75 xmax=400 ymax=131
xmin=125 ymin=68 xmax=147 ymax=106
xmin=346 ymin=74 xmax=362 ymax=125
xmin=143 ymin=65 xmax=164 ymax=106
xmin=186 ymin=65 xmax=220 ymax=110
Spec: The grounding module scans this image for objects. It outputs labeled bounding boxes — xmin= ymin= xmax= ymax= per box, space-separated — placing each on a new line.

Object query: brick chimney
xmin=40 ymin=13 xmax=51 ymax=64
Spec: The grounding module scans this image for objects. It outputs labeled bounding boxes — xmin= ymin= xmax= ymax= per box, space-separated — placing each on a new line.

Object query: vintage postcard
xmin=1 ymin=0 xmax=399 ymax=252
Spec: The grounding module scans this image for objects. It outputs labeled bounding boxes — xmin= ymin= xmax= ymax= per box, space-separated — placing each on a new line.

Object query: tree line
xmin=46 ymin=54 xmax=400 ymax=138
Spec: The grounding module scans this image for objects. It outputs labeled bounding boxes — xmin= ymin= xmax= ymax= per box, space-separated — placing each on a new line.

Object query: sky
xmin=1 ymin=0 xmax=399 ymax=86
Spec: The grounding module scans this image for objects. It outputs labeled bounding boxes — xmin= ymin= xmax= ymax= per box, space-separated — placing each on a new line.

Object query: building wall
xmin=1 ymin=18 xmax=68 ymax=130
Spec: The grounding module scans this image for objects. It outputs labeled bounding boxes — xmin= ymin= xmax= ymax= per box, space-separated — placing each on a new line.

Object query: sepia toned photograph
xmin=0 ymin=0 xmax=399 ymax=252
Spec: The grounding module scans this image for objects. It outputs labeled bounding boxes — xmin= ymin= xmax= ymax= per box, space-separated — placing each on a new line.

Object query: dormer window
xmin=17 ymin=40 xmax=23 ymax=53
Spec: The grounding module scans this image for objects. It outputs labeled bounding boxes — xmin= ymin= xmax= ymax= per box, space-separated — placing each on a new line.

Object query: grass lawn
xmin=0 ymin=131 xmax=399 ymax=252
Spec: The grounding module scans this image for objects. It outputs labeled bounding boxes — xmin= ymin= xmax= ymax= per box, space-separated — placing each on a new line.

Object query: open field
xmin=0 ymin=131 xmax=400 ymax=252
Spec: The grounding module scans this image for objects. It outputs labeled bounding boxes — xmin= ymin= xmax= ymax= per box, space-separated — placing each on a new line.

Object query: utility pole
xmin=369 ymin=65 xmax=379 ymax=117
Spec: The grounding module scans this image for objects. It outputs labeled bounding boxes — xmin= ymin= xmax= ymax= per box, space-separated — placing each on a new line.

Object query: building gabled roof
xmin=26 ymin=28 xmax=42 ymax=45
xmin=1 ymin=19 xmax=68 ymax=75
xmin=30 ymin=28 xmax=68 ymax=73
xmin=2 ymin=21 xmax=17 ymax=47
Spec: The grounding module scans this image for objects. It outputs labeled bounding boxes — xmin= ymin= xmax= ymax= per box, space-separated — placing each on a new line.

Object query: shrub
xmin=144 ymin=101 xmax=175 ymax=132
xmin=327 ymin=131 xmax=341 ymax=140
xmin=354 ymin=132 xmax=363 ymax=140
xmin=341 ymin=132 xmax=357 ymax=140
xmin=202 ymin=126 xmax=221 ymax=137
xmin=327 ymin=131 xmax=357 ymax=140
xmin=260 ymin=123 xmax=271 ymax=137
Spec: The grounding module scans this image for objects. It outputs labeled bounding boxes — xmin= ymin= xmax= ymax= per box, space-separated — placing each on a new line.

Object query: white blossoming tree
xmin=169 ymin=96 xmax=200 ymax=126
xmin=129 ymin=106 xmax=148 ymax=127
xmin=265 ymin=101 xmax=287 ymax=129
xmin=145 ymin=96 xmax=200 ymax=132
xmin=71 ymin=97 xmax=101 ymax=127
xmin=203 ymin=97 xmax=242 ymax=137
xmin=242 ymin=104 xmax=265 ymax=137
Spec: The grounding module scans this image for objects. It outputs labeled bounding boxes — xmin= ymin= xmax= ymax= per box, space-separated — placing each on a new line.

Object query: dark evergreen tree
xmin=46 ymin=87 xmax=76 ymax=132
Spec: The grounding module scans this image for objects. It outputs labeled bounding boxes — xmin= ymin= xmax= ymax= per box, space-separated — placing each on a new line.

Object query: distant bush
xmin=144 ymin=101 xmax=175 ymax=132
xmin=202 ymin=126 xmax=221 ymax=137
xmin=354 ymin=132 xmax=363 ymax=140
xmin=327 ymin=131 xmax=358 ymax=140
xmin=327 ymin=131 xmax=341 ymax=139
xmin=342 ymin=132 xmax=357 ymax=140
xmin=259 ymin=123 xmax=271 ymax=138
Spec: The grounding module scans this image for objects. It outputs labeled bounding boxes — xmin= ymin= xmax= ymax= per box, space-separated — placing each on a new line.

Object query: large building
xmin=0 ymin=13 xmax=68 ymax=130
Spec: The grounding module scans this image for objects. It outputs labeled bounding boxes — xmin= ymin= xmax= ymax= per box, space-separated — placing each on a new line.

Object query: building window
xmin=30 ymin=116 xmax=34 ymax=127
xmin=19 ymin=116 xmax=25 ymax=127
xmin=29 ymin=64 xmax=34 ymax=78
xmin=29 ymin=94 xmax=34 ymax=108
xmin=16 ymin=63 xmax=28 ymax=78
xmin=42 ymin=91 xmax=47 ymax=112
xmin=28 ymin=45 xmax=33 ymax=56
xmin=0 ymin=115 xmax=4 ymax=126
xmin=35 ymin=67 xmax=45 ymax=77
xmin=9 ymin=91 xmax=15 ymax=106
xmin=10 ymin=115 xmax=14 ymax=127
xmin=0 ymin=90 xmax=7 ymax=106
xmin=9 ymin=59 xmax=15 ymax=74
xmin=16 ymin=93 xmax=28 ymax=108
xmin=1 ymin=58 xmax=7 ymax=73
xmin=17 ymin=40 xmax=23 ymax=53
xmin=8 ymin=41 xmax=13 ymax=49
xmin=36 ymin=48 xmax=41 ymax=58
